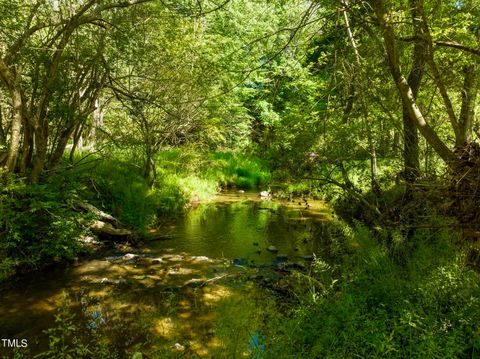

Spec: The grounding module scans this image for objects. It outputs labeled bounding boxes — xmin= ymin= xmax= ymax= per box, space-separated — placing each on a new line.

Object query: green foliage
xmin=76 ymin=155 xmax=156 ymax=231
xmin=0 ymin=174 xmax=85 ymax=281
xmin=36 ymin=294 xmax=89 ymax=359
xmin=35 ymin=293 xmax=118 ymax=359
xmin=206 ymin=151 xmax=270 ymax=189
xmin=67 ymin=149 xmax=270 ymax=232
xmin=265 ymin=223 xmax=480 ymax=358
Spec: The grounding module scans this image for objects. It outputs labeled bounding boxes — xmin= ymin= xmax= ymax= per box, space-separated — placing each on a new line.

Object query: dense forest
xmin=1 ymin=0 xmax=480 ymax=357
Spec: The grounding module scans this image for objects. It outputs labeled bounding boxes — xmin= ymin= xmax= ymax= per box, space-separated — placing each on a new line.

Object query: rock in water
xmin=276 ymin=254 xmax=288 ymax=262
xmin=123 ymin=253 xmax=138 ymax=261
xmin=185 ymin=278 xmax=205 ymax=288
xmin=260 ymin=191 xmax=271 ymax=198
xmin=190 ymin=256 xmax=212 ymax=263
xmin=150 ymin=258 xmax=162 ymax=265
xmin=301 ymin=255 xmax=314 ymax=261
xmin=233 ymin=258 xmax=247 ymax=266
xmin=267 ymin=246 xmax=278 ymax=252
xmin=172 ymin=343 xmax=185 ymax=352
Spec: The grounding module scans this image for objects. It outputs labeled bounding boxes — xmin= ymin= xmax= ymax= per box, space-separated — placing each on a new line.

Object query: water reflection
xmin=0 ymin=191 xmax=332 ymax=357
xmin=151 ymin=192 xmax=331 ymax=263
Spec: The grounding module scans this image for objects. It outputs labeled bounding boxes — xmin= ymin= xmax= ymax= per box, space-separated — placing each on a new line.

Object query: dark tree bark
xmin=0 ymin=99 xmax=5 ymax=147
xmin=19 ymin=119 xmax=33 ymax=175
xmin=369 ymin=0 xmax=456 ymax=165
xmin=402 ymin=0 xmax=426 ymax=183
xmin=456 ymin=62 xmax=478 ymax=147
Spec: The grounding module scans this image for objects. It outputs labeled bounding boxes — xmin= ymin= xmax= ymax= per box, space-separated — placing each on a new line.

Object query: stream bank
xmin=0 ymin=192 xmax=331 ymax=358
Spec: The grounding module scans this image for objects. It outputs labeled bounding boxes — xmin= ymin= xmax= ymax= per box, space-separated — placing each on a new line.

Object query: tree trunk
xmin=402 ymin=0 xmax=426 ymax=183
xmin=0 ymin=98 xmax=6 ymax=147
xmin=69 ymin=121 xmax=85 ymax=162
xmin=48 ymin=124 xmax=76 ymax=172
xmin=369 ymin=0 xmax=456 ymax=166
xmin=456 ymin=62 xmax=478 ymax=147
xmin=19 ymin=119 xmax=33 ymax=175
xmin=88 ymin=98 xmax=104 ymax=149
xmin=0 ymin=63 xmax=24 ymax=173
xmin=370 ymin=145 xmax=381 ymax=195
xmin=5 ymin=85 xmax=23 ymax=172
xmin=30 ymin=122 xmax=48 ymax=183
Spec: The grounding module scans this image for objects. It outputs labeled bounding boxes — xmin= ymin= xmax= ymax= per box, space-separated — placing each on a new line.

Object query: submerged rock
xmin=190 ymin=256 xmax=212 ymax=263
xmin=123 ymin=253 xmax=139 ymax=261
xmin=276 ymin=254 xmax=288 ymax=262
xmin=277 ymin=262 xmax=306 ymax=271
xmin=185 ymin=278 xmax=205 ymax=288
xmin=233 ymin=258 xmax=247 ymax=266
xmin=172 ymin=343 xmax=185 ymax=352
xmin=150 ymin=258 xmax=163 ymax=265
xmin=100 ymin=277 xmax=111 ymax=284
xmin=301 ymin=255 xmax=314 ymax=261
xmin=162 ymin=254 xmax=185 ymax=262
xmin=105 ymin=255 xmax=123 ymax=262
xmin=267 ymin=246 xmax=278 ymax=252
xmin=259 ymin=191 xmax=271 ymax=198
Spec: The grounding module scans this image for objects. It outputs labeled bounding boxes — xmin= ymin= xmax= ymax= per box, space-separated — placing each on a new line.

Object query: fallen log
xmin=75 ymin=201 xmax=137 ymax=241
xmin=89 ymin=220 xmax=134 ymax=238
xmin=75 ymin=201 xmax=121 ymax=226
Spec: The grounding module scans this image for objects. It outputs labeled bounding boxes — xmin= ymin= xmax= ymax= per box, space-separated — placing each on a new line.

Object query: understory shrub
xmin=0 ymin=173 xmax=85 ymax=281
xmin=266 ymin=223 xmax=480 ymax=358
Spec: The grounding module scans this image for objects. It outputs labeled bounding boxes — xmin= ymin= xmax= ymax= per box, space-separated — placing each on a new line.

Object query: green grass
xmin=264 ymin=222 xmax=480 ymax=358
xmin=0 ymin=148 xmax=270 ymax=281
xmin=204 ymin=151 xmax=270 ymax=189
xmin=61 ymin=148 xmax=270 ymax=232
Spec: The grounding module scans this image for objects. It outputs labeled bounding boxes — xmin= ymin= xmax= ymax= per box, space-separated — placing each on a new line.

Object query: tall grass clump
xmin=205 ymin=151 xmax=270 ymax=189
xmin=265 ymin=221 xmax=480 ymax=358
xmin=67 ymin=148 xmax=270 ymax=233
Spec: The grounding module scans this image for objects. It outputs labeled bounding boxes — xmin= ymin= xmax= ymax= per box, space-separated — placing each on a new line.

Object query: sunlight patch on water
xmin=202 ymin=285 xmax=233 ymax=304
xmin=154 ymin=317 xmax=176 ymax=339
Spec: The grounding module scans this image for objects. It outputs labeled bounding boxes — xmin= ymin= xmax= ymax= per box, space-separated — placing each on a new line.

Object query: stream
xmin=0 ymin=192 xmax=332 ymax=357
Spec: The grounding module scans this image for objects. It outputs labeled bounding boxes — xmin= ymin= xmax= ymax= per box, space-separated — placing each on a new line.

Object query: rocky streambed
xmin=0 ymin=192 xmax=332 ymax=357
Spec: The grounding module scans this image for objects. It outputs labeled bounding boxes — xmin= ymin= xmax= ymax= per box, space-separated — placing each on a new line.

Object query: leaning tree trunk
xmin=402 ymin=0 xmax=426 ymax=184
xmin=456 ymin=62 xmax=478 ymax=147
xmin=48 ymin=125 xmax=77 ymax=172
xmin=369 ymin=0 xmax=456 ymax=166
xmin=0 ymin=98 xmax=6 ymax=147
xmin=341 ymin=0 xmax=380 ymax=194
xmin=19 ymin=119 xmax=34 ymax=175
xmin=30 ymin=122 xmax=48 ymax=183
xmin=0 ymin=61 xmax=24 ymax=173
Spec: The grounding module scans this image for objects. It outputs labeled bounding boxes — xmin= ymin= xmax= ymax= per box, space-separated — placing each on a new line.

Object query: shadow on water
xmin=0 ymin=191 xmax=332 ymax=357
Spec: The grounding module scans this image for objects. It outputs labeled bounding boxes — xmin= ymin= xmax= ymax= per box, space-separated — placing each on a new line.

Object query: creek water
xmin=0 ymin=192 xmax=331 ymax=357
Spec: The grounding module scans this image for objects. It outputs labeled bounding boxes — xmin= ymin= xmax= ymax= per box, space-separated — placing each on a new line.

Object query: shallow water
xmin=0 ymin=192 xmax=331 ymax=357
xmin=151 ymin=192 xmax=331 ymax=263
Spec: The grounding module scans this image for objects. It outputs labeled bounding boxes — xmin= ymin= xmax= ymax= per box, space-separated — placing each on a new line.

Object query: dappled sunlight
xmin=202 ymin=285 xmax=233 ymax=304
xmin=154 ymin=317 xmax=176 ymax=339
xmin=0 ymin=193 xmax=329 ymax=357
